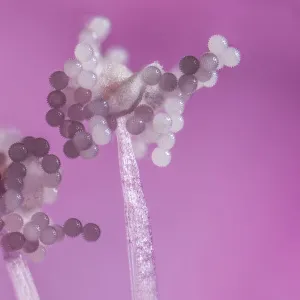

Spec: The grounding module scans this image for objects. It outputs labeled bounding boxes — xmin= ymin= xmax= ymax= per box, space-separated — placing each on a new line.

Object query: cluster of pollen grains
xmin=127 ymin=35 xmax=240 ymax=167
xmin=0 ymin=130 xmax=101 ymax=262
xmin=45 ymin=17 xmax=120 ymax=160
xmin=45 ymin=16 xmax=240 ymax=168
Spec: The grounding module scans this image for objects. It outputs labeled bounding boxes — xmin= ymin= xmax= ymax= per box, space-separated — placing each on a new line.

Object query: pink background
xmin=0 ymin=0 xmax=299 ymax=299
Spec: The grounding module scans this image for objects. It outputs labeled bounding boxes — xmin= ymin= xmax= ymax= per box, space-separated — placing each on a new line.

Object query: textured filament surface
xmin=116 ymin=117 xmax=158 ymax=300
xmin=6 ymin=255 xmax=40 ymax=300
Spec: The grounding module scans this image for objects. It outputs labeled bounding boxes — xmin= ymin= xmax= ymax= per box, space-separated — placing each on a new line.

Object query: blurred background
xmin=0 ymin=0 xmax=299 ymax=299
